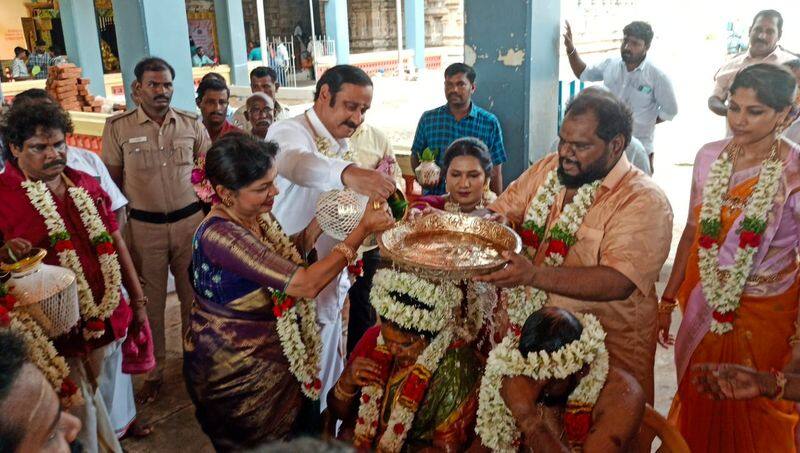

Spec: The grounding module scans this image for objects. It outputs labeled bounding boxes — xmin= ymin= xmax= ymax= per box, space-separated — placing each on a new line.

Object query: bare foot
xmin=136 ymin=379 xmax=162 ymax=405
xmin=121 ymin=419 xmax=154 ymax=440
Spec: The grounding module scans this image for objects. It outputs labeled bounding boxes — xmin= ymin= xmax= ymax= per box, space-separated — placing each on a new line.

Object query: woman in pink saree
xmin=659 ymin=64 xmax=800 ymax=452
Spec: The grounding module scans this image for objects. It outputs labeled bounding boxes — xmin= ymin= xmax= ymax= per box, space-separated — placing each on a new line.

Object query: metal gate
xmin=263 ymin=36 xmax=297 ymax=87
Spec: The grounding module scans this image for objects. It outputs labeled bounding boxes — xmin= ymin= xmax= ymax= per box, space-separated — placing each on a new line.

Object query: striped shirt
xmin=411 ymin=103 xmax=507 ymax=195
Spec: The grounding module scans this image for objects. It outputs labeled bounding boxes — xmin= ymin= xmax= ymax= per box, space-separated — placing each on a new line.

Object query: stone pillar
xmin=325 ymin=0 xmax=350 ymax=64
xmin=110 ymin=0 xmax=195 ymax=111
xmin=464 ymin=0 xmax=560 ymax=185
xmin=404 ymin=0 xmax=424 ymax=72
xmin=59 ymin=0 xmax=107 ymax=96
xmin=214 ymin=0 xmax=249 ymax=86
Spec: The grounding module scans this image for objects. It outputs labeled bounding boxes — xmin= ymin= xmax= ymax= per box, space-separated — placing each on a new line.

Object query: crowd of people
xmin=1 ymin=8 xmax=800 ymax=453
xmin=7 ymin=39 xmax=66 ymax=82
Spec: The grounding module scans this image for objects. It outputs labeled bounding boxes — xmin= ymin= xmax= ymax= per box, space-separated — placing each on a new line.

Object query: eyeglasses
xmin=248 ymin=107 xmax=274 ymax=116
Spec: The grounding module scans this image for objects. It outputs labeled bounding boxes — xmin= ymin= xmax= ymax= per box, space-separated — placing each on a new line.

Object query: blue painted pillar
xmin=59 ymin=0 xmax=106 ymax=97
xmin=110 ymin=0 xmax=195 ymax=111
xmin=404 ymin=0 xmax=424 ymax=72
xmin=213 ymin=0 xmax=248 ymax=85
xmin=464 ymin=0 xmax=560 ymax=185
xmin=325 ymin=0 xmax=350 ymax=64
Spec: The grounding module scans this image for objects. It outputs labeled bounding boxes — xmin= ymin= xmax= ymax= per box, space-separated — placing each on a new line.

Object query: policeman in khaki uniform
xmin=102 ymin=57 xmax=211 ymax=403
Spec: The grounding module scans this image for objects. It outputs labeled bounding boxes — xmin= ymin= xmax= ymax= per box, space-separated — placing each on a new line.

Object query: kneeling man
xmin=474 ymin=307 xmax=645 ymax=452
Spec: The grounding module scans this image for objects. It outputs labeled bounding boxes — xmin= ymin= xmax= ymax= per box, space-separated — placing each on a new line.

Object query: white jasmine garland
xmin=258 ymin=214 xmax=323 ymax=399
xmin=371 ymin=269 xmax=461 ymax=333
xmin=9 ymin=311 xmax=83 ymax=407
xmin=22 ymin=180 xmax=121 ymax=339
xmin=506 ymin=171 xmax=601 ymax=327
xmin=476 ymin=314 xmax=609 ymax=452
xmin=697 ymin=150 xmax=783 ymax=335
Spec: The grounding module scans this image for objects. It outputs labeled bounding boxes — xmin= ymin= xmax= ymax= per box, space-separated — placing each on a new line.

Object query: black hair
xmin=205 ymin=132 xmax=277 ymax=192
xmin=13 ymin=88 xmax=52 ymax=104
xmin=751 ymin=9 xmax=783 ymax=35
xmin=518 ymin=307 xmax=583 ymax=356
xmin=1 ymin=99 xmax=73 ymax=160
xmin=623 ymin=21 xmax=654 ymax=47
xmin=200 ymin=72 xmax=226 ymax=84
xmin=13 ymin=47 xmax=27 ymax=57
xmin=442 ymin=137 xmax=493 ymax=179
xmin=784 ymin=59 xmax=800 ymax=73
xmin=196 ymin=77 xmax=230 ymax=104
xmin=250 ymin=66 xmax=279 ymax=83
xmin=35 ymin=39 xmax=46 ymax=47
xmin=0 ymin=331 xmax=29 ymax=453
xmin=313 ymin=65 xmax=372 ymax=106
xmin=445 ymin=62 xmax=476 ymax=84
xmin=134 ymin=57 xmax=175 ymax=82
xmin=730 ymin=63 xmax=797 ymax=112
xmin=564 ymin=89 xmax=633 ymax=148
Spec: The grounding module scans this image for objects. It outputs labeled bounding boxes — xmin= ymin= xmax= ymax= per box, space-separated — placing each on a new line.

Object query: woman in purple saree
xmin=183 ymin=133 xmax=394 ymax=451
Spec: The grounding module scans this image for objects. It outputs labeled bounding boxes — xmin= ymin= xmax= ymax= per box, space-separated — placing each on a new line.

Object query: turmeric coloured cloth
xmin=489 ymin=153 xmax=673 ymax=403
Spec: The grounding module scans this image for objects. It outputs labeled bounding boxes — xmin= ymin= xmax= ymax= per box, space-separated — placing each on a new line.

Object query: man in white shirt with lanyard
xmin=266 ymin=65 xmax=395 ymax=411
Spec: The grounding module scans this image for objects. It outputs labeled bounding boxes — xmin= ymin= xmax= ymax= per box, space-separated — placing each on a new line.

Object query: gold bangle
xmin=332 ymin=243 xmax=356 ymax=265
xmin=333 ymin=381 xmax=357 ymax=401
xmin=658 ymin=301 xmax=676 ymax=315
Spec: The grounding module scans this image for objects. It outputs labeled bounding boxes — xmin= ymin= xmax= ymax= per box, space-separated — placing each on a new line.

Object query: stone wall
xmin=346 ymin=0 xmax=463 ymax=54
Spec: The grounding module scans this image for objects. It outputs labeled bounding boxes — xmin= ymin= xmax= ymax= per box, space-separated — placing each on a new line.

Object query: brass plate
xmin=378 ymin=212 xmax=521 ymax=279
xmin=0 ymin=248 xmax=47 ymax=274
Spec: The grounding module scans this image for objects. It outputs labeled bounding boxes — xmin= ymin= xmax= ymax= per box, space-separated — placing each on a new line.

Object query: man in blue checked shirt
xmin=411 ymin=63 xmax=507 ymax=195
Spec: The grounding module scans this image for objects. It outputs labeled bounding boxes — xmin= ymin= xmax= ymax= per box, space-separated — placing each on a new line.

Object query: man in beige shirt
xmin=102 ymin=57 xmax=211 ymax=404
xmin=477 ymin=89 xmax=673 ymax=407
xmin=709 ymin=9 xmax=796 ymax=116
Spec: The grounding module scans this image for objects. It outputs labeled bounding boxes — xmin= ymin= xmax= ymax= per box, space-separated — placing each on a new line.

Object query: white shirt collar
xmin=306 ymin=108 xmax=348 ymax=151
xmin=619 ymin=57 xmax=648 ymax=73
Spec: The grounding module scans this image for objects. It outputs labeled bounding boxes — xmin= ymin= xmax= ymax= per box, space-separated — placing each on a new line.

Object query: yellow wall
xmin=0 ymin=0 xmax=29 ymax=60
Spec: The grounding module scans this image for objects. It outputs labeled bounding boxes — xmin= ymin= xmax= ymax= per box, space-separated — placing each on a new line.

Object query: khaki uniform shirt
xmin=102 ymin=107 xmax=211 ymax=213
xmin=490 ymin=153 xmax=674 ymax=400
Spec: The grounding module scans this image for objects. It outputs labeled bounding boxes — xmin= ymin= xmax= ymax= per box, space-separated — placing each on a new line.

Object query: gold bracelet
xmin=332 ymin=243 xmax=356 ymax=265
xmin=333 ymin=381 xmax=357 ymax=401
xmin=658 ymin=300 xmax=677 ymax=315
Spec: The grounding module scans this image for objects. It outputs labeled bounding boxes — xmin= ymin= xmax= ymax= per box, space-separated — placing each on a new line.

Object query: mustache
xmin=154 ymin=95 xmax=170 ymax=101
xmin=43 ymin=159 xmax=67 ymax=169
xmin=341 ymin=120 xmax=358 ymax=129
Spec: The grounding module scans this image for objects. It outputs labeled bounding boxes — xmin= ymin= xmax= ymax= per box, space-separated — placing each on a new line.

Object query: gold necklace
xmin=216 ymin=205 xmax=266 ymax=242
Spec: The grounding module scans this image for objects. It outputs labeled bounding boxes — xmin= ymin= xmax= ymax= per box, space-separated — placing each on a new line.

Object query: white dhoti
xmin=67 ymin=344 xmax=123 ymax=453
xmin=315 ymin=233 xmax=352 ymax=413
xmin=98 ymin=338 xmax=137 ymax=438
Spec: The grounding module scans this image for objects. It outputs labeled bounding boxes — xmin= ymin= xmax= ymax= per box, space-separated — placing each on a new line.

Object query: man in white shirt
xmin=266 ymin=65 xmax=395 ymax=411
xmin=709 ymin=10 xmax=796 ymax=117
xmin=564 ymin=20 xmax=677 ymax=172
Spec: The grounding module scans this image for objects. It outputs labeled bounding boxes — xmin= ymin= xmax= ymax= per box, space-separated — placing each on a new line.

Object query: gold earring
xmin=223 ymin=196 xmax=234 ymax=207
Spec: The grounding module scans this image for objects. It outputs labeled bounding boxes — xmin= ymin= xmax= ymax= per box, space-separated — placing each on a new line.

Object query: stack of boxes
xmin=46 ymin=63 xmax=104 ymax=112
